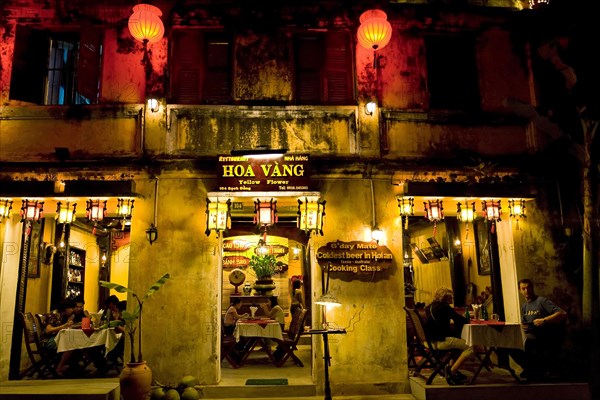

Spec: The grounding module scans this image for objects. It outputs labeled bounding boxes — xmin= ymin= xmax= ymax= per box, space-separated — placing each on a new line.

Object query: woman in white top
xmin=262 ymin=296 xmax=285 ymax=330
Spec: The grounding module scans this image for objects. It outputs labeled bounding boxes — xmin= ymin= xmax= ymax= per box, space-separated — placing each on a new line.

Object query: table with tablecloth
xmin=233 ymin=319 xmax=283 ymax=366
xmin=461 ymin=321 xmax=525 ymax=384
xmin=55 ymin=328 xmax=122 ymax=355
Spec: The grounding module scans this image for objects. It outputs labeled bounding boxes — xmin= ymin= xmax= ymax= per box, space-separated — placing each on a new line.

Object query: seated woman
xmin=425 ymin=286 xmax=474 ymax=385
xmin=261 ymin=296 xmax=285 ymax=330
xmin=223 ymin=298 xmax=248 ymax=336
xmin=42 ymin=299 xmax=77 ymax=376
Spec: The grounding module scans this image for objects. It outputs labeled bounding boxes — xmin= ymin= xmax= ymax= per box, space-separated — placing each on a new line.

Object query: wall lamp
xmin=365 ymin=101 xmax=377 ymax=116
xmin=147 ymin=98 xmax=159 ymax=112
xmin=0 ymin=199 xmax=13 ymax=223
xmin=231 ymin=145 xmax=287 ymax=160
xmin=146 ymin=224 xmax=158 ymax=245
xmin=297 ymin=197 xmax=326 ymax=236
xmin=205 ymin=198 xmax=231 ymax=237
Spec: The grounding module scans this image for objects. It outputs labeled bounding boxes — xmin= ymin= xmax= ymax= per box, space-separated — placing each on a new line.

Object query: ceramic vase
xmin=120 ymin=361 xmax=152 ymax=400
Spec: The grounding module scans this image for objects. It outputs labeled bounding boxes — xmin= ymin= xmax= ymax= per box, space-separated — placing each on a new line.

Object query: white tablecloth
xmin=55 ymin=328 xmax=122 ymax=354
xmin=461 ymin=322 xmax=525 ymax=350
xmin=234 ymin=319 xmax=283 ymax=342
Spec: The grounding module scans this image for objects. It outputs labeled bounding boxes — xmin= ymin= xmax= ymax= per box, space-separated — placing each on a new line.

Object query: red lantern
xmin=128 ymin=4 xmax=164 ymax=44
xmin=357 ymin=9 xmax=393 ymax=51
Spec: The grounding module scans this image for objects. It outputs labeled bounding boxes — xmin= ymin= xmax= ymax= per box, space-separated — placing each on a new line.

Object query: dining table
xmin=234 ymin=318 xmax=283 ymax=366
xmin=461 ymin=320 xmax=525 ymax=384
xmin=55 ymin=328 xmax=122 ymax=355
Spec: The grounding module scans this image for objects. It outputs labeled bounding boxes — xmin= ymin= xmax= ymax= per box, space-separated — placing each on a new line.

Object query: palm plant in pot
xmin=100 ymin=273 xmax=170 ymax=400
xmin=249 ymin=254 xmax=277 ymax=295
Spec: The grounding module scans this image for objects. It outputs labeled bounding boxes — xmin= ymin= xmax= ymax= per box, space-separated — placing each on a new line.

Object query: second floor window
xmin=170 ymin=30 xmax=232 ymax=104
xmin=425 ymin=34 xmax=480 ymax=111
xmin=9 ymin=25 xmax=102 ymax=105
xmin=294 ymin=31 xmax=355 ymax=105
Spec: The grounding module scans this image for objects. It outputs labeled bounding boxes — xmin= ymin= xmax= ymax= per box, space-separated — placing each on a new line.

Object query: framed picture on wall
xmin=27 ymin=220 xmax=45 ymax=278
xmin=473 ymin=219 xmax=491 ymax=275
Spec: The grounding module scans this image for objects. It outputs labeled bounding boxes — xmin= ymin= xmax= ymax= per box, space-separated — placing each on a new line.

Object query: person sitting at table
xmin=425 ymin=286 xmax=474 ymax=385
xmin=43 ymin=299 xmax=77 ymax=376
xmin=508 ymin=278 xmax=567 ymax=381
xmin=72 ymin=297 xmax=90 ymax=323
xmin=224 ymin=298 xmax=248 ymax=336
xmin=261 ymin=296 xmax=285 ymax=330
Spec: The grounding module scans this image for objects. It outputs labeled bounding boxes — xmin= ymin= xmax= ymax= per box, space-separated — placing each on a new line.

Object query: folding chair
xmin=406 ymin=308 xmax=435 ymax=371
xmin=404 ymin=306 xmax=460 ymax=385
xmin=19 ymin=312 xmax=58 ymax=379
xmin=272 ymin=308 xmax=308 ymax=367
xmin=221 ymin=325 xmax=240 ymax=369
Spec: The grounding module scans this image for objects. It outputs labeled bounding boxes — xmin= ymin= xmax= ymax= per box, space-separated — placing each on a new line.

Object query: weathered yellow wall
xmin=110 ymin=244 xmax=130 ymax=303
xmin=24 ymin=217 xmax=54 ymax=314
xmin=70 ymin=227 xmax=100 ymax=311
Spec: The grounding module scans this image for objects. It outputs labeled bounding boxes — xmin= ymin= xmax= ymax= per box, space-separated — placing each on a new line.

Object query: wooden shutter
xmin=203 ymin=34 xmax=231 ymax=103
xmin=77 ymin=23 xmax=103 ymax=103
xmin=295 ymin=35 xmax=323 ymax=104
xmin=324 ymin=31 xmax=354 ymax=104
xmin=9 ymin=26 xmax=48 ymax=104
xmin=171 ymin=30 xmax=203 ymax=104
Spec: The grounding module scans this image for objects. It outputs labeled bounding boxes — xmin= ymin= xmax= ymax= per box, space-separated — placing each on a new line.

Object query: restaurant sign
xmin=316 ymin=241 xmax=393 ymax=275
xmin=222 ymin=235 xmax=289 ymax=273
xmin=217 ymin=154 xmax=311 ymax=192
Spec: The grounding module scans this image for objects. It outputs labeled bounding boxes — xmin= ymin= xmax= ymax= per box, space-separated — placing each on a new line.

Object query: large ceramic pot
xmin=120 ymin=361 xmax=152 ymax=400
xmin=253 ymin=279 xmax=276 ymax=295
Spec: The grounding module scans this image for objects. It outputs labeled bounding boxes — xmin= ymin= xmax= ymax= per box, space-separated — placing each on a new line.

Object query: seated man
xmin=425 ymin=287 xmax=473 ymax=385
xmin=42 ymin=299 xmax=77 ymax=376
xmin=512 ymin=278 xmax=567 ymax=380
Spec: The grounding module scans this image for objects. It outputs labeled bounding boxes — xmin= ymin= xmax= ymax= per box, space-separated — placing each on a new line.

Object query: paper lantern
xmin=357 ymin=9 xmax=392 ymax=51
xmin=128 ymin=4 xmax=164 ymax=44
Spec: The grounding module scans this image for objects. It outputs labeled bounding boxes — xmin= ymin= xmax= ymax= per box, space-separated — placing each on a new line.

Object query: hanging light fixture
xmin=56 ymin=202 xmax=77 ymax=224
xmin=255 ymin=198 xmax=278 ymax=227
xmin=482 ymin=199 xmax=502 ymax=233
xmin=128 ymin=4 xmax=164 ymax=66
xmin=117 ymin=198 xmax=134 ymax=230
xmin=0 ymin=199 xmax=13 ymax=223
xmin=424 ymin=199 xmax=444 ymax=236
xmin=86 ymin=199 xmax=107 ymax=235
xmin=205 ymin=198 xmax=231 ymax=237
xmin=457 ymin=201 xmax=476 ymax=239
xmin=297 ymin=197 xmax=326 ymax=236
xmin=397 ymin=196 xmax=414 ymax=230
xmin=357 ymin=9 xmax=393 ymax=69
xmin=508 ymin=199 xmax=526 ymax=220
xmin=20 ymin=200 xmax=44 ymax=222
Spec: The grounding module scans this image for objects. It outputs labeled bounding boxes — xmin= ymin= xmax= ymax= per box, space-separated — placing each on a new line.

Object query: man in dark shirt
xmin=515 ymin=278 xmax=567 ymax=380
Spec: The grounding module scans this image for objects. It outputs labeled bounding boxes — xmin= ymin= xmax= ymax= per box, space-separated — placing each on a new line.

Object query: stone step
xmin=0 ymin=378 xmax=119 ymax=400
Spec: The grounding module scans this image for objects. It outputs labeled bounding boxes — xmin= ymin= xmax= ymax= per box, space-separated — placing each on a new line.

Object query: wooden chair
xmin=221 ymin=325 xmax=240 ymax=369
xmin=19 ymin=312 xmax=58 ymax=379
xmin=272 ymin=308 xmax=308 ymax=367
xmin=404 ymin=306 xmax=460 ymax=385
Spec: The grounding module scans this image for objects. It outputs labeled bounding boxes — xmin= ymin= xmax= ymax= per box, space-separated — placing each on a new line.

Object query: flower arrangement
xmin=100 ymin=273 xmax=170 ymax=364
xmin=249 ymin=254 xmax=277 ymax=280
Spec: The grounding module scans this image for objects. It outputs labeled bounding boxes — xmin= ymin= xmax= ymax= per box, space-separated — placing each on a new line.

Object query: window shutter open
xmin=324 ymin=31 xmax=354 ymax=104
xmin=9 ymin=26 xmax=48 ymax=104
xmin=77 ymin=23 xmax=103 ymax=104
xmin=171 ymin=30 xmax=203 ymax=104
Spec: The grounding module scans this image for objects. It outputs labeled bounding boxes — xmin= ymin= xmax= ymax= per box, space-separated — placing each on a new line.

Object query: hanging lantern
xmin=56 ymin=202 xmax=77 ymax=224
xmin=20 ymin=200 xmax=44 ymax=222
xmin=457 ymin=201 xmax=476 ymax=239
xmin=508 ymin=199 xmax=526 ymax=220
xmin=117 ymin=198 xmax=134 ymax=230
xmin=424 ymin=200 xmax=444 ymax=236
xmin=482 ymin=199 xmax=502 ymax=233
xmin=0 ymin=199 xmax=13 ymax=223
xmin=254 ymin=198 xmax=278 ymax=228
xmin=205 ymin=198 xmax=231 ymax=237
xmin=357 ymin=9 xmax=393 ymax=69
xmin=397 ymin=196 xmax=414 ymax=230
xmin=86 ymin=199 xmax=107 ymax=222
xmin=297 ymin=197 xmax=326 ymax=236
xmin=128 ymin=4 xmax=164 ymax=44
xmin=529 ymin=0 xmax=549 ymax=9
xmin=357 ymin=9 xmax=393 ymax=51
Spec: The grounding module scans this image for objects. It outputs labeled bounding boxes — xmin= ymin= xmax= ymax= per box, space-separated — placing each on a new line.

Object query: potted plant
xmin=249 ymin=254 xmax=277 ymax=295
xmin=100 ymin=273 xmax=170 ymax=400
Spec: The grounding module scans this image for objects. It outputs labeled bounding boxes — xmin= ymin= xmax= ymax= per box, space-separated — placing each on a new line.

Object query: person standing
xmin=425 ymin=286 xmax=473 ymax=385
xmin=516 ymin=278 xmax=567 ymax=380
xmin=290 ymin=279 xmax=304 ymax=318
